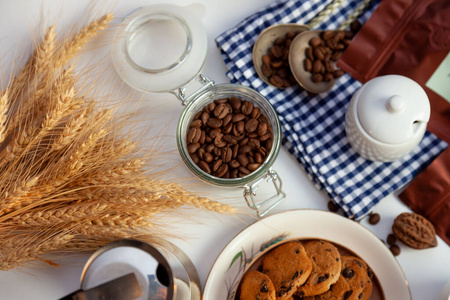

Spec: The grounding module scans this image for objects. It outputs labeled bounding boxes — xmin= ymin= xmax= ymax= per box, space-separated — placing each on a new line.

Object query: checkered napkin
xmin=215 ymin=0 xmax=448 ymax=220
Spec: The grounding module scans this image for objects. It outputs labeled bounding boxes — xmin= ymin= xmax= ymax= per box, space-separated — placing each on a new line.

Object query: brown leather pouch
xmin=337 ymin=0 xmax=450 ymax=245
xmin=398 ymin=147 xmax=450 ymax=245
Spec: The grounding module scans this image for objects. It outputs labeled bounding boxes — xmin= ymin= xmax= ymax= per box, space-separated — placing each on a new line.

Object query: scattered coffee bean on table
xmin=187 ymin=97 xmax=274 ymax=179
xmin=368 ymin=212 xmax=380 ymax=225
xmin=389 ymin=244 xmax=401 ymax=256
xmin=261 ymin=31 xmax=301 ymax=88
xmin=327 ymin=200 xmax=339 ymax=212
xmin=387 ymin=233 xmax=397 ymax=246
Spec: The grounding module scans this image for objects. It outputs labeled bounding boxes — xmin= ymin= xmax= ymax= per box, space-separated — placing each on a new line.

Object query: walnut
xmin=392 ymin=213 xmax=437 ymax=249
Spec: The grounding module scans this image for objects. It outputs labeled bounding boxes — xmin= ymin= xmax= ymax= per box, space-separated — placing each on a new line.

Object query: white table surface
xmin=0 ymin=0 xmax=449 ymax=299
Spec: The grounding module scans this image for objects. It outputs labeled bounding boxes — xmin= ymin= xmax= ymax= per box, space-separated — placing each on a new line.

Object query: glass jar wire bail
xmin=244 ymin=169 xmax=286 ymax=217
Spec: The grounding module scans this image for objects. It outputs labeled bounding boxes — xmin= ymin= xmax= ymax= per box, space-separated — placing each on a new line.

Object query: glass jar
xmin=177 ymin=76 xmax=285 ymax=217
xmin=112 ymin=4 xmax=285 ymax=217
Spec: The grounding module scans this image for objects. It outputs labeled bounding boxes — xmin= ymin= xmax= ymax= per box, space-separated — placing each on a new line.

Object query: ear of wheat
xmin=0 ymin=13 xmax=236 ymax=271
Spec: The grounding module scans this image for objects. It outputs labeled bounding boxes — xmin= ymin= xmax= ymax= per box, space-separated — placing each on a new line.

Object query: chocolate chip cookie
xmin=262 ymin=241 xmax=313 ymax=299
xmin=339 ymin=256 xmax=373 ymax=300
xmin=239 ymin=270 xmax=276 ymax=300
xmin=295 ymin=240 xmax=341 ymax=297
xmin=301 ymin=275 xmax=350 ymax=299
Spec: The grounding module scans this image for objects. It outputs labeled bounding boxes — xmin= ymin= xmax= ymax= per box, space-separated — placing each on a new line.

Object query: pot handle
xmin=243 ymin=169 xmax=286 ymax=217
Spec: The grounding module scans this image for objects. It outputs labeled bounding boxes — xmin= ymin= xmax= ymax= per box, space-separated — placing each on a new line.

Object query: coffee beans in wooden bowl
xmin=186 ymin=97 xmax=274 ymax=179
xmin=302 ymin=29 xmax=353 ymax=84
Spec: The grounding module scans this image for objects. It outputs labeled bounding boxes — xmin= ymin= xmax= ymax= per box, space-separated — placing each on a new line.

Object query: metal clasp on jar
xmin=243 ymin=169 xmax=285 ymax=217
xmin=175 ymin=74 xmax=214 ymax=106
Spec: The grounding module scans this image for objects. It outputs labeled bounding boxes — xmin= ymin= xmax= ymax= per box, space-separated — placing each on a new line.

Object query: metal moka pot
xmin=345 ymin=75 xmax=430 ymax=162
xmin=80 ymin=239 xmax=201 ymax=300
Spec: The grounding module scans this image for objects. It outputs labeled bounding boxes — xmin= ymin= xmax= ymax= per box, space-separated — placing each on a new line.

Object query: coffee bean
xmin=312 ymin=73 xmax=323 ymax=83
xmin=247 ymin=163 xmax=261 ymax=171
xmin=190 ymin=119 xmax=202 ymax=127
xmin=245 ymin=119 xmax=258 ymax=133
xmin=266 ymin=138 xmax=273 ymax=151
xmin=239 ymin=145 xmax=252 ymax=154
xmin=350 ymin=20 xmax=362 ymax=34
xmin=232 ymin=113 xmax=245 ymax=123
xmin=238 ymin=166 xmax=250 ymax=175
xmin=269 ymin=74 xmax=284 ymax=88
xmin=327 ymin=201 xmax=339 ymax=212
xmin=270 ymin=45 xmax=283 ymax=58
xmin=309 ymin=36 xmax=322 ymax=47
xmin=212 ymin=159 xmax=223 ymax=172
xmin=223 ymin=122 xmax=233 ymax=134
xmin=214 ymin=134 xmax=226 ymax=147
xmin=368 ymin=212 xmax=380 ymax=225
xmin=261 ymin=64 xmax=272 ymax=77
xmin=214 ymin=103 xmax=229 ymax=119
xmin=187 ymin=127 xmax=201 ymax=144
xmin=229 ymin=159 xmax=240 ymax=169
xmin=262 ymin=54 xmax=271 ymax=66
xmin=241 ymin=101 xmax=254 ymax=115
xmin=239 ymin=137 xmax=249 ymax=146
xmin=251 ymin=107 xmax=261 ymax=119
xmin=207 ymin=118 xmax=222 ymax=128
xmin=223 ymin=134 xmax=237 ymax=144
xmin=188 ymin=142 xmax=200 ymax=154
xmin=313 ymin=60 xmax=324 ymax=74
xmin=254 ymin=152 xmax=263 ymax=164
xmin=190 ymin=153 xmax=199 ymax=164
xmin=206 ymin=102 xmax=216 ymax=113
xmin=324 ymin=73 xmax=334 ymax=82
xmin=333 ymin=70 xmax=345 ymax=78
xmin=231 ymin=144 xmax=239 ymax=158
xmin=237 ymin=153 xmax=249 ymax=167
xmin=248 ymin=138 xmax=260 ymax=148
xmin=259 ymin=132 xmax=272 ymax=142
xmin=203 ymin=152 xmax=213 ymax=163
xmin=222 ymin=146 xmax=232 ymax=163
xmin=229 ymin=97 xmax=242 ymax=111
xmin=198 ymin=160 xmax=211 ymax=173
xmin=209 ymin=128 xmax=220 ymax=139
xmin=304 ymin=58 xmax=313 ymax=72
xmin=387 ymin=234 xmax=397 ymax=246
xmin=271 ymin=60 xmax=283 ymax=69
xmin=223 ymin=114 xmax=232 ymax=127
xmin=314 ymin=47 xmax=325 ymax=60
xmin=390 ymin=244 xmax=401 ymax=256
xmin=322 ymin=30 xmax=334 ymax=40
xmin=258 ymin=122 xmax=268 ymax=135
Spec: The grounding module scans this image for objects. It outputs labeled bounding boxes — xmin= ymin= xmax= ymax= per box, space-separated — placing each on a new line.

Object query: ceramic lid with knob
xmin=355 ymin=75 xmax=430 ymax=144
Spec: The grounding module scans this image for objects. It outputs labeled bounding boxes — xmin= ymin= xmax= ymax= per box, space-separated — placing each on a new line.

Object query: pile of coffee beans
xmin=304 ymin=20 xmax=362 ymax=83
xmin=304 ymin=30 xmax=352 ymax=83
xmin=261 ymin=31 xmax=301 ymax=88
xmin=186 ymin=97 xmax=274 ymax=179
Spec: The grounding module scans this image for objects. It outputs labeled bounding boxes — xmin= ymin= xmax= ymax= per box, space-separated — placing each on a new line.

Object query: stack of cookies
xmin=238 ymin=240 xmax=373 ymax=300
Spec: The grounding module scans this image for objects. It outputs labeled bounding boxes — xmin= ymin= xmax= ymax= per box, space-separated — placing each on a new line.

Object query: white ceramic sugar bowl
xmin=345 ymin=75 xmax=430 ymax=162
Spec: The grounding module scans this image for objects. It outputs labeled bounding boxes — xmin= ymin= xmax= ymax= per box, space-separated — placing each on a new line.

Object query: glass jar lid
xmin=111 ymin=4 xmax=208 ymax=93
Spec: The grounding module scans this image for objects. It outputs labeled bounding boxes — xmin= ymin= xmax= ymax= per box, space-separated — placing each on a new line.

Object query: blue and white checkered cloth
xmin=215 ymin=0 xmax=448 ymax=220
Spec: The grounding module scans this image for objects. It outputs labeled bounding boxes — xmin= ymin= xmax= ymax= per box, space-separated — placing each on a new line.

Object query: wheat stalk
xmin=0 ymin=12 xmax=237 ymax=270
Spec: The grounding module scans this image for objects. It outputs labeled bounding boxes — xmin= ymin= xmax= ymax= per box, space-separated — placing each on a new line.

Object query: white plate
xmin=203 ymin=209 xmax=411 ymax=299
